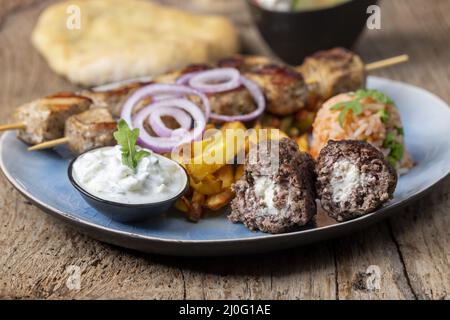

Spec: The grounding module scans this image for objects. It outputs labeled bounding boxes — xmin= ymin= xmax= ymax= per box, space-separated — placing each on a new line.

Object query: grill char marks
xmin=65 ymin=108 xmax=117 ymax=155
xmin=14 ymin=93 xmax=92 ymax=145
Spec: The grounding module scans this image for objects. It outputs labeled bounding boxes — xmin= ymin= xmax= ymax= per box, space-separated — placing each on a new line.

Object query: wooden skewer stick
xmin=0 ymin=122 xmax=26 ymax=131
xmin=28 ymin=137 xmax=69 ymax=151
xmin=365 ymin=54 xmax=409 ymax=72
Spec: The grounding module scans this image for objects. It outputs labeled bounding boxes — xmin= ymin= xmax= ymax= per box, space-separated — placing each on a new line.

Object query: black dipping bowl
xmin=68 ymin=149 xmax=189 ymax=223
xmin=247 ymin=0 xmax=378 ymax=64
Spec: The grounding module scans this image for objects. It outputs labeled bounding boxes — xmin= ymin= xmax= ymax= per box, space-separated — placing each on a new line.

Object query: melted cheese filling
xmin=254 ymin=176 xmax=279 ymax=215
xmin=330 ymin=159 xmax=366 ymax=203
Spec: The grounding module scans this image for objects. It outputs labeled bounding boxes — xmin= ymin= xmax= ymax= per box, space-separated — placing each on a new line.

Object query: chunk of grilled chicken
xmin=65 ymin=108 xmax=116 ymax=155
xmin=298 ymin=47 xmax=366 ymax=106
xmin=218 ymin=56 xmax=309 ymax=116
xmin=81 ymin=81 xmax=151 ymax=118
xmin=13 ymin=93 xmax=92 ymax=145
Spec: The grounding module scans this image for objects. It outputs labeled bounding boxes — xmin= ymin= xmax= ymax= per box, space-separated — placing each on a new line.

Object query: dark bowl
xmin=68 ymin=148 xmax=189 ymax=223
xmin=247 ymin=0 xmax=378 ymax=64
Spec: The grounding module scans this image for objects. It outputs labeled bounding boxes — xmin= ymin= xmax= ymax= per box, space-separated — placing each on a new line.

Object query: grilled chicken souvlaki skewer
xmin=0 ymin=81 xmax=150 ymax=146
xmin=28 ymin=108 xmax=117 ymax=155
xmin=0 ymin=49 xmax=409 ymax=154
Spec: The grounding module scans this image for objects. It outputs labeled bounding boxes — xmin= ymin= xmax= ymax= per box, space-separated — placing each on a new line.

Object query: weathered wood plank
xmin=353 ymin=0 xmax=450 ymax=300
xmin=334 ymin=223 xmax=416 ymax=300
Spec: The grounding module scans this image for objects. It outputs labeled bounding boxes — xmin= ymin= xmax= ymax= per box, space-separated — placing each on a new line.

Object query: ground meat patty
xmin=81 ymin=81 xmax=151 ymax=118
xmin=219 ymin=56 xmax=309 ymax=116
xmin=154 ymin=63 xmax=212 ymax=84
xmin=207 ymin=86 xmax=256 ymax=116
xmin=154 ymin=62 xmax=257 ymax=116
xmin=229 ymin=138 xmax=317 ymax=234
xmin=244 ymin=64 xmax=309 ymax=116
xmin=316 ymin=140 xmax=397 ymax=222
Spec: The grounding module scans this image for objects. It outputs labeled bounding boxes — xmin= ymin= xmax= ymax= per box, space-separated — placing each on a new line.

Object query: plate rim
xmin=1 ymin=76 xmax=449 ymax=246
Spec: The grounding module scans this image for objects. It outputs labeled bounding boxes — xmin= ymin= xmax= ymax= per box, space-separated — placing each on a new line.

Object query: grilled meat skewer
xmin=298 ymin=47 xmax=366 ymax=107
xmin=29 ymin=108 xmax=117 ymax=155
xmin=5 ymin=49 xmax=408 ymax=153
xmin=218 ymin=56 xmax=309 ymax=116
xmin=81 ymin=81 xmax=151 ymax=118
xmin=64 ymin=108 xmax=117 ymax=155
xmin=13 ymin=93 xmax=92 ymax=145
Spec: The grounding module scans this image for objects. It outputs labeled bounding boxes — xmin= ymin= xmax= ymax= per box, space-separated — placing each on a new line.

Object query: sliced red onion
xmin=121 ymin=84 xmax=210 ymax=126
xmin=133 ymin=99 xmax=206 ymax=153
xmin=148 ymin=107 xmax=192 ymax=138
xmin=152 ymin=93 xmax=183 ymax=102
xmin=177 ymin=68 xmax=241 ymax=93
xmin=176 ymin=70 xmax=204 ymax=86
xmin=170 ymin=128 xmax=189 ymax=138
xmin=209 ymin=76 xmax=266 ymax=122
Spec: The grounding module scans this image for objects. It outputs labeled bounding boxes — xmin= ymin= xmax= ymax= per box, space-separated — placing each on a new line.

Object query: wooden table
xmin=0 ymin=0 xmax=448 ymax=300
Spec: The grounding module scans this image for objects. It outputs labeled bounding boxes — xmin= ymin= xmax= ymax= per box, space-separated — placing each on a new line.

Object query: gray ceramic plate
xmin=1 ymin=76 xmax=449 ymax=256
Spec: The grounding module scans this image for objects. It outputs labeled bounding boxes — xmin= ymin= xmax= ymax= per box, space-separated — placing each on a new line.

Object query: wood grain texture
xmin=0 ymin=0 xmax=448 ymax=300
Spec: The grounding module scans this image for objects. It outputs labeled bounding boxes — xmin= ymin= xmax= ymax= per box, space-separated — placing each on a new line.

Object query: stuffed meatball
xmin=316 ymin=140 xmax=397 ymax=222
xmin=229 ymin=138 xmax=317 ymax=234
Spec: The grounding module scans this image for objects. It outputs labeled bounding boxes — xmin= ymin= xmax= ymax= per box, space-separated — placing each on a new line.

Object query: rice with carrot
xmin=311 ymin=90 xmax=414 ymax=174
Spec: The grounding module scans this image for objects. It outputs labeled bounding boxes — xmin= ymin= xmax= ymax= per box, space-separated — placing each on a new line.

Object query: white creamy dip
xmin=72 ymin=146 xmax=187 ymax=204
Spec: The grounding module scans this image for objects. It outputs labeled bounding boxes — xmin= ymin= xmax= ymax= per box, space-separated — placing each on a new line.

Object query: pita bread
xmin=32 ymin=0 xmax=239 ymax=86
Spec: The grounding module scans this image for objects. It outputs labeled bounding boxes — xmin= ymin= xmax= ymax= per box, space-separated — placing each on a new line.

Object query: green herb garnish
xmin=330 ymin=100 xmax=363 ymax=127
xmin=378 ymin=109 xmax=390 ymax=123
xmin=383 ymin=132 xmax=404 ymax=166
xmin=330 ymin=89 xmax=394 ymax=128
xmin=354 ymin=89 xmax=394 ymax=105
xmin=396 ymin=127 xmax=404 ymax=135
xmin=113 ymin=119 xmax=150 ymax=169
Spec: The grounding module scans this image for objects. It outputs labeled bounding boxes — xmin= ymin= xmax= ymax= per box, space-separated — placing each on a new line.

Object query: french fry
xmin=190 ymin=175 xmax=223 ymax=195
xmin=234 ymin=164 xmax=244 ymax=181
xmin=296 ymin=133 xmax=309 ymax=152
xmin=214 ymin=165 xmax=234 ymax=190
xmin=186 ymin=121 xmax=247 ymax=181
xmin=189 ymin=191 xmax=205 ymax=222
xmin=205 ymin=189 xmax=234 ymax=211
xmin=175 ymin=196 xmax=190 ymax=213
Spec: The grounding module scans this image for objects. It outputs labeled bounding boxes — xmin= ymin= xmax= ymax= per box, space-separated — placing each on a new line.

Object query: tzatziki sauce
xmin=72 ymin=146 xmax=187 ymax=204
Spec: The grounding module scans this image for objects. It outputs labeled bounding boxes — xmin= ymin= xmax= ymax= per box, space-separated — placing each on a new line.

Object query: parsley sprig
xmin=113 ymin=120 xmax=150 ymax=169
xmin=383 ymin=131 xmax=404 ymax=166
xmin=330 ymin=89 xmax=394 ymax=127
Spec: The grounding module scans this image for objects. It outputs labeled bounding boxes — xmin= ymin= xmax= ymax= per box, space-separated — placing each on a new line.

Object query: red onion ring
xmin=176 ymin=70 xmax=204 ymax=86
xmin=209 ymin=76 xmax=266 ymax=122
xmin=121 ymin=84 xmax=210 ymax=126
xmin=148 ymin=107 xmax=192 ymax=138
xmin=133 ymin=99 xmax=206 ymax=153
xmin=176 ymin=68 xmax=241 ymax=93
